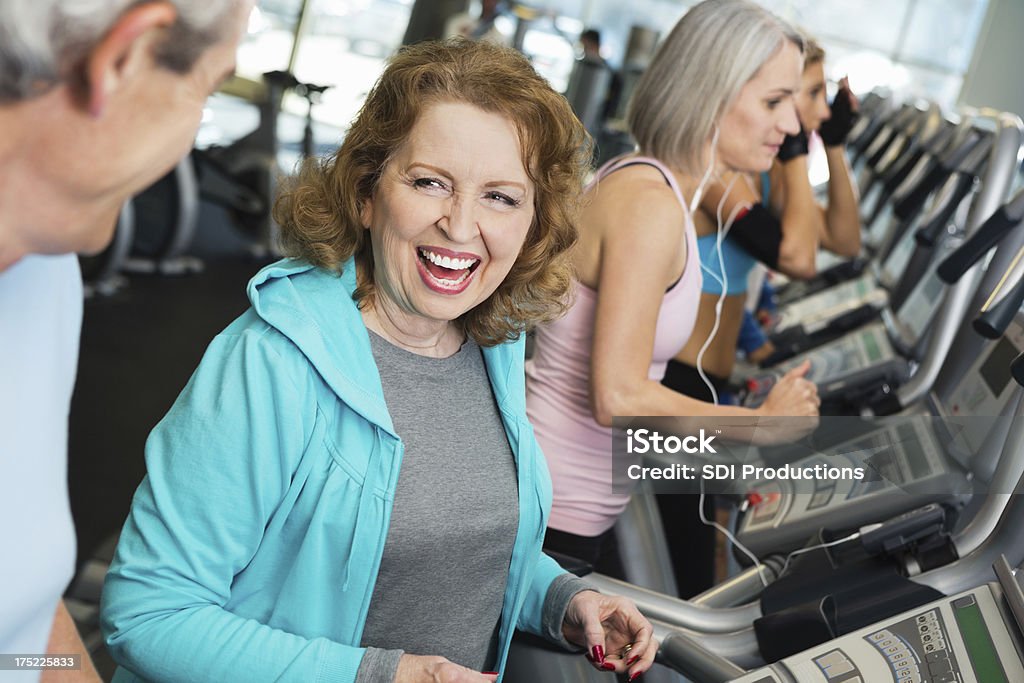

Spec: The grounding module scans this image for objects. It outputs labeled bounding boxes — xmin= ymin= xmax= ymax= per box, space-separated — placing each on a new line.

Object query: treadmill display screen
xmin=980 ymin=337 xmax=1019 ymax=398
xmin=861 ymin=330 xmax=883 ymax=363
xmin=953 ymin=598 xmax=1009 ymax=683
xmin=904 ymin=272 xmax=945 ymax=342
xmin=896 ymin=423 xmax=933 ymax=479
xmin=861 ymin=440 xmax=909 ymax=485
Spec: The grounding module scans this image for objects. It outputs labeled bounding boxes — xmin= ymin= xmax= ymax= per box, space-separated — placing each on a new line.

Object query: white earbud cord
xmin=696 ymin=173 xmax=746 ymax=406
xmin=689 ymin=140 xmax=777 ymax=587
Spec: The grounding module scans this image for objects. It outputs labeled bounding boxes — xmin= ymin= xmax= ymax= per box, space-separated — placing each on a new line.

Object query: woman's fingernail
xmin=482 ymin=673 xmax=499 ymax=676
xmin=627 ymin=655 xmax=640 ymax=666
xmin=629 ymin=672 xmax=643 ymax=681
xmin=601 ymin=662 xmax=616 ymax=671
xmin=592 ymin=645 xmax=605 ymax=663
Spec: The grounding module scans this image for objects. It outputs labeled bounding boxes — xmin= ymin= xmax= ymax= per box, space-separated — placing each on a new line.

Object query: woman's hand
xmin=395 ymin=654 xmax=498 ymax=682
xmin=818 ymin=77 xmax=860 ymax=147
xmin=752 ymin=360 xmax=820 ymax=444
xmin=563 ymin=591 xmax=657 ymax=681
xmin=759 ymin=361 xmax=819 ymax=418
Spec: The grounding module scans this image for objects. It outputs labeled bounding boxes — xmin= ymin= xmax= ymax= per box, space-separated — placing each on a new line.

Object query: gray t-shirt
xmin=356 ymin=333 xmax=520 ymax=682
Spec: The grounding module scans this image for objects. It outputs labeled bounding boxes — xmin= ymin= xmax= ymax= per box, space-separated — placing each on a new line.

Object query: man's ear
xmin=85 ymin=1 xmax=178 ymax=117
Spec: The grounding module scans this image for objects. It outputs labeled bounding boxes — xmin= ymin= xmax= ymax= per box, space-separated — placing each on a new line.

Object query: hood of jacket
xmin=246 ymin=258 xmax=527 ymax=436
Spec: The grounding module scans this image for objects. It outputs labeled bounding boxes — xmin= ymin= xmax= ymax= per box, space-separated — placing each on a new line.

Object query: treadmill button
xmin=952 ymin=595 xmax=976 ymax=609
xmin=926 ymin=652 xmax=948 ymax=663
xmin=931 ymin=674 xmax=957 ymax=683
xmin=870 ymin=631 xmax=891 ymax=642
xmin=808 ymin=487 xmax=834 ymax=510
xmin=814 ymin=650 xmax=854 ymax=678
xmin=928 ymin=659 xmax=952 ymax=675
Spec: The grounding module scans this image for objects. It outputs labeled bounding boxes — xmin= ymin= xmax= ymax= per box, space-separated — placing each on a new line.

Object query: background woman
xmin=525 ymin=0 xmax=820 ymax=594
xmin=101 ymin=39 xmax=655 ymax=683
xmin=663 ymin=35 xmax=862 ymax=402
xmin=657 ymin=31 xmax=862 ymax=595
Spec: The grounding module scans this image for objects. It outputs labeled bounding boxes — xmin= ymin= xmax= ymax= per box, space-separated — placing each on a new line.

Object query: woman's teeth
xmin=419 ymin=249 xmax=478 ymax=271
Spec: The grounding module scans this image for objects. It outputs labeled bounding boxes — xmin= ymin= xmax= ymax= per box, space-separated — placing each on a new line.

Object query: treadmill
xmin=744 ymin=115 xmax=1024 ymax=411
xmin=774 ymin=116 xmax=977 ymax=309
xmin=855 ymin=101 xmax=941 ymax=211
xmin=505 ymin=363 xmax=1024 ymax=683
xmin=729 ymin=555 xmax=1024 ymax=682
xmin=774 ymin=108 xmax=958 ymax=307
xmin=858 ymin=111 xmax=953 ymax=238
xmin=763 ymin=125 xmax=992 ymax=360
xmin=733 ymin=304 xmax=1024 ymax=557
xmin=744 ymin=221 xmax=974 ymax=411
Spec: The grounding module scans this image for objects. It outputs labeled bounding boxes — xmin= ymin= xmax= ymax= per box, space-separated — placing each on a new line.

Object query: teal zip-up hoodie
xmin=101 ymin=259 xmax=567 ymax=682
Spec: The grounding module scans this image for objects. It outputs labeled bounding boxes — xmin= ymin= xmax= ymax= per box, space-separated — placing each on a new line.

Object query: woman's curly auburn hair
xmin=274 ymin=38 xmax=591 ymax=346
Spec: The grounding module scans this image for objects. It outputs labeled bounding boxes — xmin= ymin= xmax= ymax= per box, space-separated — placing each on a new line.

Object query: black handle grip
xmin=938 ymin=187 xmax=1024 ymax=283
xmin=882 ymin=148 xmax=925 ymax=193
xmin=893 ymin=164 xmax=947 ymax=221
xmin=867 ymin=129 xmax=899 ymax=169
xmin=975 ymin=265 xmax=1024 ymax=339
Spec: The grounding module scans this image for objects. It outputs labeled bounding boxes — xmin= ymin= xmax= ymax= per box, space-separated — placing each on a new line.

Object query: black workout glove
xmin=818 ymin=87 xmax=859 ymax=146
xmin=728 ymin=204 xmax=782 ymax=269
xmin=776 ymin=128 xmax=808 ymax=163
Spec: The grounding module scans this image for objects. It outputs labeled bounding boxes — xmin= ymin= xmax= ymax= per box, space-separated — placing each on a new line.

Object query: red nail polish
xmin=592 ymin=645 xmax=605 ymax=663
xmin=627 ymin=655 xmax=640 ymax=666
xmin=601 ymin=662 xmax=616 ymax=671
xmin=629 ymin=672 xmax=643 ymax=681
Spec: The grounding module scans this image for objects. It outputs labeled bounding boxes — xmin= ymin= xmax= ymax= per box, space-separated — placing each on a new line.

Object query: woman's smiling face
xmin=360 ymin=100 xmax=535 ymax=333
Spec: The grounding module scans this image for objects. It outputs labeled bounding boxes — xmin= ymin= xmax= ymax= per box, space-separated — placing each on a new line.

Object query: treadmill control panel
xmin=735 ymin=417 xmax=961 ymax=555
xmin=774 ymin=274 xmax=885 ymax=334
xmin=729 ymin=584 xmax=1024 ymax=682
xmin=880 ymin=215 xmax=923 ymax=289
xmin=861 ymin=605 xmax=960 ymax=682
xmin=745 ymin=322 xmax=901 ymax=407
xmin=895 ymin=258 xmax=948 ymax=348
xmin=935 ymin=314 xmax=1024 ymax=464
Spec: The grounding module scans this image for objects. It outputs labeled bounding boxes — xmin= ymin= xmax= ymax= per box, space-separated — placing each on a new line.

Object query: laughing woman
xmin=101 ymin=39 xmax=655 ymax=683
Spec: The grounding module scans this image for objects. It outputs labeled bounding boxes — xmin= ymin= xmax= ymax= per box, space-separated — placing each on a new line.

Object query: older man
xmin=0 ymin=1 xmax=252 ymax=678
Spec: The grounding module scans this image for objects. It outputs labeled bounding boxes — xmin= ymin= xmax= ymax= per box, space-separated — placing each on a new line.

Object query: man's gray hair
xmin=0 ymin=0 xmax=240 ymax=103
xmin=627 ymin=0 xmax=804 ymax=175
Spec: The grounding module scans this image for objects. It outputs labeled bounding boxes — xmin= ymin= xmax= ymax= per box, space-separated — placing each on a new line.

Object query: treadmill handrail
xmin=896 ymin=113 xmax=1024 ymax=410
xmin=691 ymin=557 xmax=784 ymax=608
xmin=914 ymin=172 xmax=977 ymax=247
xmin=937 ymin=187 xmax=1024 ymax=284
xmin=657 ymin=630 xmax=746 ymax=683
xmin=880 ymin=109 xmax=951 ymax=192
xmin=583 ymin=573 xmax=763 ymax=633
xmin=893 ymin=130 xmax=982 ymax=220
xmin=975 ymin=244 xmax=1024 ymax=338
